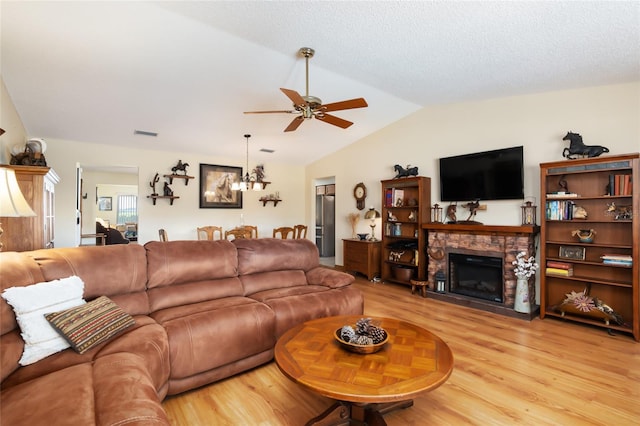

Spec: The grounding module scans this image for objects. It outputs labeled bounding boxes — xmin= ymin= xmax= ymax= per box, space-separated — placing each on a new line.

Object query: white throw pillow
xmin=1 ymin=276 xmax=85 ymax=365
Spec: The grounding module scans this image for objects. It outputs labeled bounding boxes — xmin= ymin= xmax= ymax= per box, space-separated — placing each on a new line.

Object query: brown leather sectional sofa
xmin=0 ymin=238 xmax=363 ymax=425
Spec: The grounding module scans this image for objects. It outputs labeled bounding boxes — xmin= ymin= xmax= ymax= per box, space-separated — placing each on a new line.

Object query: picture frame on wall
xmin=559 ymin=245 xmax=585 ymax=260
xmin=199 ymin=163 xmax=243 ymax=209
xmin=98 ymin=196 xmax=112 ymax=211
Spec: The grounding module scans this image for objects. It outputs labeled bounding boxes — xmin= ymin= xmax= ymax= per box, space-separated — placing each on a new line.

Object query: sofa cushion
xmin=46 ymin=296 xmax=135 ymax=354
xmin=2 ymin=315 xmax=170 ymax=396
xmin=0 ymin=353 xmax=170 ymax=426
xmin=234 ymin=238 xmax=320 ymax=275
xmin=239 ymin=270 xmax=308 ymax=295
xmin=1 ymin=276 xmax=85 ymax=365
xmin=25 ymin=245 xmax=150 ymax=316
xmin=146 ymin=240 xmax=239 ymax=289
xmin=150 ymin=297 xmax=276 ymax=380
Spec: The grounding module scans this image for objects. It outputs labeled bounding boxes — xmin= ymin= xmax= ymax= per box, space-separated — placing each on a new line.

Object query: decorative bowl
xmin=357 ymin=233 xmax=369 ymax=240
xmin=334 ymin=327 xmax=389 ymax=354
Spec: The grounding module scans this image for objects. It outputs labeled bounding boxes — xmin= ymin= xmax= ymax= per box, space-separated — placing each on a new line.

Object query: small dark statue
xmin=171 ymin=160 xmax=190 ymax=175
xmin=562 ymin=132 xmax=609 ymax=159
xmin=393 ymin=164 xmax=419 ymax=178
xmin=163 ymin=182 xmax=174 ymax=197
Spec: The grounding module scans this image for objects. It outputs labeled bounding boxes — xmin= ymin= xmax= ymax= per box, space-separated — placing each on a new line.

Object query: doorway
xmin=76 ymin=165 xmax=138 ymax=246
xmin=315 ymin=180 xmax=335 ymax=266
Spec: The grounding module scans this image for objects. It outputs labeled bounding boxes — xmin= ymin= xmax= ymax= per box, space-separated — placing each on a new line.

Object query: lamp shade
xmin=0 ymin=168 xmax=36 ymax=217
xmin=364 ymin=207 xmax=381 ymax=220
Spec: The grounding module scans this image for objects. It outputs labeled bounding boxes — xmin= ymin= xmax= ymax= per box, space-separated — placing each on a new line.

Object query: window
xmin=116 ymin=194 xmax=137 ymax=224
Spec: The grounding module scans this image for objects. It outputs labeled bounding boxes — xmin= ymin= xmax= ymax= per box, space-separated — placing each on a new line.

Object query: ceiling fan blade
xmin=284 ymin=116 xmax=305 ymax=132
xmin=321 ymin=98 xmax=368 ymax=112
xmin=315 ymin=113 xmax=353 ymax=129
xmin=280 ymin=88 xmax=307 ymax=107
xmin=244 ymin=110 xmax=296 ymax=114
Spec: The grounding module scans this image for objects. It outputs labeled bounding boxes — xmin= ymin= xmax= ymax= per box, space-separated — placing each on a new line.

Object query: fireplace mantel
xmin=422 ymin=223 xmax=539 ymax=320
xmin=423 ymin=223 xmax=539 ymax=236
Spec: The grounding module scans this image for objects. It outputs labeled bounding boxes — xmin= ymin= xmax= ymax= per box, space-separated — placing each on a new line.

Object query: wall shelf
xmin=163 ymin=174 xmax=194 ymax=185
xmin=147 ymin=195 xmax=179 ymax=206
xmin=259 ymin=197 xmax=281 ymax=207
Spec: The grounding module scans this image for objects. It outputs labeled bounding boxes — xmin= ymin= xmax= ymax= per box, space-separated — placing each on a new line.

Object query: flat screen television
xmin=439 ymin=146 xmax=524 ymax=202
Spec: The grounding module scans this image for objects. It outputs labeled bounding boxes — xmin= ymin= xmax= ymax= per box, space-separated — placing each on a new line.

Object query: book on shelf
xmin=601 ymin=254 xmax=633 ymax=261
xmin=545 ymin=200 xmax=575 ymax=220
xmin=608 ymin=173 xmax=633 ymax=196
xmin=546 ymin=192 xmax=579 ymax=198
xmin=546 ymin=260 xmax=572 ymax=269
xmin=602 ymin=259 xmax=633 ymax=267
xmin=546 ymin=267 xmax=574 ymax=276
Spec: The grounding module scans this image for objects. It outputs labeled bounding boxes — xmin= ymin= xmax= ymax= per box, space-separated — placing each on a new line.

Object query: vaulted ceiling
xmin=2 ymin=1 xmax=638 ymax=165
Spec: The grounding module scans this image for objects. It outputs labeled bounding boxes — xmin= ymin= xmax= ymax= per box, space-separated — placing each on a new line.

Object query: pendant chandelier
xmin=231 ymin=134 xmax=265 ymax=191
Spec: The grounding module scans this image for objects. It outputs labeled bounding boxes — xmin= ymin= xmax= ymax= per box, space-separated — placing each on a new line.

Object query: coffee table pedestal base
xmin=306 ymin=400 xmax=414 ymax=426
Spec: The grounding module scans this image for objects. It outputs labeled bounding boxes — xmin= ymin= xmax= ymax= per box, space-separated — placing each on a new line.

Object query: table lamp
xmin=364 ymin=207 xmax=381 ymax=241
xmin=0 ymin=167 xmax=36 ymax=251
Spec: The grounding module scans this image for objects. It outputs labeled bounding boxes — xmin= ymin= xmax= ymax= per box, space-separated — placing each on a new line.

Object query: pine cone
xmin=354 ymin=335 xmax=373 ymax=345
xmin=355 ymin=317 xmax=373 ymax=335
xmin=340 ymin=325 xmax=356 ymax=342
xmin=368 ymin=325 xmax=387 ymax=344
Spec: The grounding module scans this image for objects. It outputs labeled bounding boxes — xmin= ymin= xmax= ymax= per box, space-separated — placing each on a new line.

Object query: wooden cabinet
xmin=343 ymin=239 xmax=381 ymax=280
xmin=1 ymin=165 xmax=59 ymax=251
xmin=540 ymin=153 xmax=639 ymax=341
xmin=381 ymin=176 xmax=431 ymax=285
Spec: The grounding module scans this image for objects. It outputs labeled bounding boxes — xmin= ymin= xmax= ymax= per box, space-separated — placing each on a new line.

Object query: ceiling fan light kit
xmin=244 ymin=47 xmax=368 ymax=132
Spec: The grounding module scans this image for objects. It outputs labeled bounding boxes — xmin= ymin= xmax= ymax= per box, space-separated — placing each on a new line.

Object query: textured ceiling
xmin=1 ymin=1 xmax=639 ymax=165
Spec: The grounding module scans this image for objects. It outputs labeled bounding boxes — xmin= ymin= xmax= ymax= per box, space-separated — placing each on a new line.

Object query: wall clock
xmin=353 ymin=182 xmax=367 ymax=210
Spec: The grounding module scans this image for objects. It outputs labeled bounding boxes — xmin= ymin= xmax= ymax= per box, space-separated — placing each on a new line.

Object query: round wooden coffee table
xmin=275 ymin=315 xmax=454 ymax=425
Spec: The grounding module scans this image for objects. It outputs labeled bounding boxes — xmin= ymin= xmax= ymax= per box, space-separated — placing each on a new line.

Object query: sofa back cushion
xmin=233 ymin=238 xmax=320 ymax=276
xmin=145 ymin=241 xmax=243 ymax=312
xmin=27 ymin=245 xmax=149 ymax=316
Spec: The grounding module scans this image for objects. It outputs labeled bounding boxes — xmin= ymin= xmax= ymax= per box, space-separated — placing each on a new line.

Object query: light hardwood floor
xmin=163 ymin=276 xmax=640 ymax=425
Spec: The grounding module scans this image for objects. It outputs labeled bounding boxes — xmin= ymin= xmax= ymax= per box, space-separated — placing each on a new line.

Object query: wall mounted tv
xmin=439 ymin=146 xmax=524 ymax=202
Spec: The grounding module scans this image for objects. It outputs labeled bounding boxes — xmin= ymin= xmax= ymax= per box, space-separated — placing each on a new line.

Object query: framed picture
xmin=559 ymin=245 xmax=585 ymax=260
xmin=199 ymin=164 xmax=243 ymax=209
xmin=98 ymin=196 xmax=112 ymax=211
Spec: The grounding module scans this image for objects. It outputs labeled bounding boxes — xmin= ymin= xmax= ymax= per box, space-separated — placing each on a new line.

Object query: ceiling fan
xmin=244 ymin=47 xmax=368 ymax=132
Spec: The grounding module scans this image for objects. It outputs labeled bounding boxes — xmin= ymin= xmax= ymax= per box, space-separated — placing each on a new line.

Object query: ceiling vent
xmin=134 ymin=130 xmax=158 ymax=137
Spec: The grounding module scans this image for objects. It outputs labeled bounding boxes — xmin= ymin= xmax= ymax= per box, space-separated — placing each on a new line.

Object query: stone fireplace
xmin=424 ymin=224 xmax=538 ymax=319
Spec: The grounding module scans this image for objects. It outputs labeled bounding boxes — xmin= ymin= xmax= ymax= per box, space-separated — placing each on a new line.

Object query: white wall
xmin=0 ymin=78 xmax=27 ymax=164
xmin=307 ymin=82 xmax=640 ymax=267
xmin=44 ymin=138 xmax=305 ymax=246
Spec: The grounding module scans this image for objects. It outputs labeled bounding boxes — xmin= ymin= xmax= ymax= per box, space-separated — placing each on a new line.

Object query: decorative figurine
xmin=462 ymin=200 xmax=480 ymax=222
xmin=572 ymin=229 xmax=596 ymax=243
xmin=558 ymin=175 xmax=569 ymax=193
xmin=573 ymin=206 xmax=588 ymax=219
xmin=253 ymin=164 xmax=266 ymax=183
xmin=607 ymin=202 xmax=632 ymax=220
xmin=393 ymin=164 xmax=418 ymax=178
xmin=561 ymin=131 xmax=609 ymax=159
xmin=446 ymin=203 xmax=457 ymax=223
xmin=163 ymin=182 xmax=173 ymax=197
xmin=387 ymin=210 xmax=398 ymax=222
xmin=149 ymin=173 xmax=160 ymax=196
xmin=171 ymin=160 xmax=190 ymax=175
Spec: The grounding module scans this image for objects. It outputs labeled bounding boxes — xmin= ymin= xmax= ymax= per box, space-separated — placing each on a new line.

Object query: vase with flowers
xmin=512 ymin=251 xmax=538 ymax=313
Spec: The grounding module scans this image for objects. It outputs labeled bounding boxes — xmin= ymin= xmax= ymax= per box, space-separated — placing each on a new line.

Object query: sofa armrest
xmin=305 ymin=267 xmax=355 ymax=289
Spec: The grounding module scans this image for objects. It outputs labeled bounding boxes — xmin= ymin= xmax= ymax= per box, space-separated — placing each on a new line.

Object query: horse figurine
xmin=393 ymin=164 xmax=419 ymax=179
xmin=446 ymin=203 xmax=457 ymax=223
xmin=562 ymin=132 xmax=609 ymax=159
xmin=462 ymin=200 xmax=480 ymax=221
xmin=171 ymin=160 xmax=190 ymax=175
xmin=607 ymin=202 xmax=633 ymax=220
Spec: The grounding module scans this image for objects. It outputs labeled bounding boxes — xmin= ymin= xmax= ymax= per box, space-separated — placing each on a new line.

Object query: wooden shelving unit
xmin=380 ymin=176 xmax=431 ymax=286
xmin=540 ymin=153 xmax=639 ymax=341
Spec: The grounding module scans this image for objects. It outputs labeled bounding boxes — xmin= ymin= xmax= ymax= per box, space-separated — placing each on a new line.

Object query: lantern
xmin=431 ymin=203 xmax=443 ymax=223
xmin=521 ymin=197 xmax=537 ymax=225
xmin=435 ymin=270 xmax=446 ymax=293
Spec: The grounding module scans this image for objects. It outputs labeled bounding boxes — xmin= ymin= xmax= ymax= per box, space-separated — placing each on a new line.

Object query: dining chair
xmin=225 ymin=228 xmax=252 ymax=240
xmin=242 ymin=225 xmax=258 ymax=238
xmin=293 ymin=224 xmax=308 ymax=239
xmin=159 ymin=229 xmax=168 ymax=242
xmin=273 ymin=226 xmax=295 ymax=239
xmin=197 ymin=226 xmax=223 ymax=240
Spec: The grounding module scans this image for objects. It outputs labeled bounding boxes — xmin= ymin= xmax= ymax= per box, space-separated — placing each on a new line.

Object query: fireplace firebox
xmin=448 ymin=253 xmax=503 ymax=303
